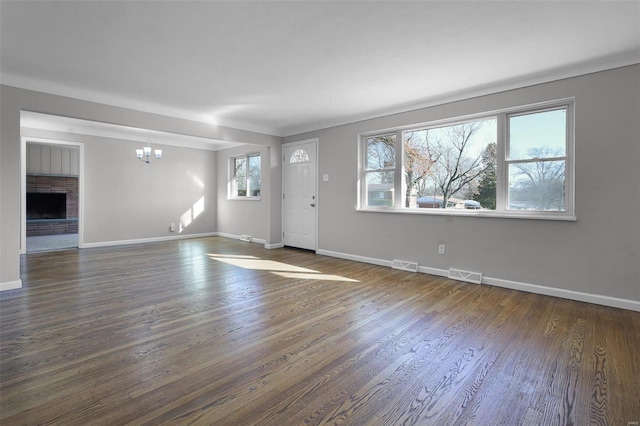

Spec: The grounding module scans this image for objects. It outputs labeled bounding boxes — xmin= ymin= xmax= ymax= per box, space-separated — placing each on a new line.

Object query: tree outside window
xmin=231 ymin=154 xmax=261 ymax=198
xmin=360 ymin=100 xmax=573 ymax=218
xmin=507 ymin=108 xmax=567 ymax=211
xmin=404 ymin=118 xmax=497 ymax=209
xmin=365 ymin=134 xmax=396 ymax=207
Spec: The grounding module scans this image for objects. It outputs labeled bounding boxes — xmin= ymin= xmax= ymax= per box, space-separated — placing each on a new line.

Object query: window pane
xmin=290 ymin=149 xmax=309 ymax=163
xmin=233 ymin=157 xmax=247 ymax=197
xmin=248 ymin=155 xmax=261 ymax=197
xmin=508 ymin=160 xmax=565 ymax=211
xmin=366 ymin=171 xmax=394 ymax=206
xmin=404 ymin=118 xmax=496 ymax=209
xmin=509 ymin=108 xmax=566 ymax=160
xmin=366 ymin=134 xmax=396 ymax=170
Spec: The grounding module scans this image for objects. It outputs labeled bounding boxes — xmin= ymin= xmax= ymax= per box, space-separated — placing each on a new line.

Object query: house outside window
xmin=230 ymin=154 xmax=261 ymax=198
xmin=358 ymin=99 xmax=574 ymax=220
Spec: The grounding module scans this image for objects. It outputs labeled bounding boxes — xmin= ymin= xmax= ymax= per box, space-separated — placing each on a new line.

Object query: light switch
xmin=323 ymin=174 xmax=329 ymax=182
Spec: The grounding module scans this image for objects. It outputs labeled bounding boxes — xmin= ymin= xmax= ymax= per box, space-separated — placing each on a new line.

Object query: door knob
xmin=310 ymin=203 xmax=316 ymax=207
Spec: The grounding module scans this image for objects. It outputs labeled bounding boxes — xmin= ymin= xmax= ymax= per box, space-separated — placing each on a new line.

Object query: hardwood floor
xmin=1 ymin=237 xmax=639 ymax=425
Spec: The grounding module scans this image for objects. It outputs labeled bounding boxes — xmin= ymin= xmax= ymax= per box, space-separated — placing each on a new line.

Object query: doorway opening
xmin=21 ymin=137 xmax=83 ymax=253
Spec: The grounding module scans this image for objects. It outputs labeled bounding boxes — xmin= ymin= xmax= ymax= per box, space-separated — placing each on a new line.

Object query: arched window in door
xmin=290 ymin=149 xmax=310 ymax=164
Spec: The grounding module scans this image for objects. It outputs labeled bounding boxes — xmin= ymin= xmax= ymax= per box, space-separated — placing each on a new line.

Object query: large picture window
xmin=230 ymin=154 xmax=261 ymax=198
xmin=359 ymin=99 xmax=574 ymax=219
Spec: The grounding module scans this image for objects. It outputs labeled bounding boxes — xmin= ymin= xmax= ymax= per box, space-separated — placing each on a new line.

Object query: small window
xmin=230 ymin=154 xmax=261 ymax=198
xmin=506 ymin=108 xmax=568 ymax=212
xmin=364 ymin=134 xmax=396 ymax=207
xmin=290 ymin=149 xmax=310 ymax=163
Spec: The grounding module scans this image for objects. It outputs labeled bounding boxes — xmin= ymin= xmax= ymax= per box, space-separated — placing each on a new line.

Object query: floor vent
xmin=239 ymin=234 xmax=252 ymax=242
xmin=448 ymin=268 xmax=482 ymax=284
xmin=391 ymin=259 xmax=419 ymax=273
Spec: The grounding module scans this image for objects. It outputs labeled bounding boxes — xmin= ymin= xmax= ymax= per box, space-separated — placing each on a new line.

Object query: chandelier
xmin=135 ymin=141 xmax=162 ymax=164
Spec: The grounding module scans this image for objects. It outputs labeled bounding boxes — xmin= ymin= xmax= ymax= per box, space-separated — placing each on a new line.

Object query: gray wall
xmin=216 ymin=144 xmax=271 ymax=242
xmin=1 ymin=85 xmax=282 ymax=288
xmin=284 ymin=65 xmax=640 ymax=304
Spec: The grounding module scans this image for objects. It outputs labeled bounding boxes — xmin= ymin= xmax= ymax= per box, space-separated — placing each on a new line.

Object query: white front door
xmin=283 ymin=140 xmax=317 ymax=250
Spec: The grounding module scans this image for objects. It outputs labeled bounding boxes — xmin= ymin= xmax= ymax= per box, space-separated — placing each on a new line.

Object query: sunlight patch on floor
xmin=207 ymin=253 xmax=359 ymax=282
xmin=272 ymin=272 xmax=359 ymax=282
xmin=208 ymin=254 xmax=316 ymax=273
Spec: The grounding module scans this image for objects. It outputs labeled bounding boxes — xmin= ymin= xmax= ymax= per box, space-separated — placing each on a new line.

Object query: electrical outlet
xmin=170 ymin=223 xmax=176 ymax=232
xmin=438 ymin=244 xmax=446 ymax=255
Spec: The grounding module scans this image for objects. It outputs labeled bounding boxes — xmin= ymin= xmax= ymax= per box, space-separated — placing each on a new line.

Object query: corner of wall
xmin=1 ymin=279 xmax=23 ymax=292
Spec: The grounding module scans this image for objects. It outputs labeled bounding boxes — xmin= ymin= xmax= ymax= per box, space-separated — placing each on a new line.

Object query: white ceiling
xmin=2 ymin=1 xmax=639 ymax=139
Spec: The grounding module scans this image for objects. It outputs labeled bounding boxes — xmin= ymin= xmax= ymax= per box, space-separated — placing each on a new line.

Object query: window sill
xmin=228 ymin=197 xmax=262 ymax=201
xmin=357 ymin=207 xmax=577 ymax=221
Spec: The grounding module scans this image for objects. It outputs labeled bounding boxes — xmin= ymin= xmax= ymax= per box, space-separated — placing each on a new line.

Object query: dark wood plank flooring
xmin=1 ymin=237 xmax=639 ymax=425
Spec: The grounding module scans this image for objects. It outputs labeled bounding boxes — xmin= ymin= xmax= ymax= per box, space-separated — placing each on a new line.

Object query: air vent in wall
xmin=239 ymin=234 xmax=252 ymax=242
xmin=448 ymin=268 xmax=482 ymax=284
xmin=391 ymin=259 xmax=419 ymax=273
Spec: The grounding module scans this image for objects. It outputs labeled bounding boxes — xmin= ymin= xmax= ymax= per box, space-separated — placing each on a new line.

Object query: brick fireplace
xmin=26 ymin=175 xmax=79 ymax=236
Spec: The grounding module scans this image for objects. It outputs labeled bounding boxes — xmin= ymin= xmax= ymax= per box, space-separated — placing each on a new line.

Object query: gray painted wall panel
xmin=27 ymin=144 xmax=80 ymax=176
xmin=41 ymin=146 xmax=51 ymax=174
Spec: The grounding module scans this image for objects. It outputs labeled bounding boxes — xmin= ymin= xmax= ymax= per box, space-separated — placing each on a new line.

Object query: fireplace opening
xmin=27 ymin=193 xmax=67 ymax=220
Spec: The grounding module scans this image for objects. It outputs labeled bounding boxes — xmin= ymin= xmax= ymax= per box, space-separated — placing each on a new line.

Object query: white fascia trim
xmin=82 ymin=232 xmax=218 ymax=249
xmin=1 ymin=279 xmax=23 ymax=292
xmin=316 ymin=249 xmax=640 ymax=313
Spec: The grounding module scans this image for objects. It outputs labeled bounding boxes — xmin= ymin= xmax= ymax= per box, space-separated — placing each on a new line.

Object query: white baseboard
xmin=483 ymin=276 xmax=640 ymax=312
xmin=215 ymin=232 xmax=237 ymax=240
xmin=82 ymin=232 xmax=218 ymax=249
xmin=316 ymin=249 xmax=392 ymax=268
xmin=265 ymin=243 xmax=284 ymax=249
xmin=216 ymin=232 xmax=273 ymax=248
xmin=316 ymin=249 xmax=640 ymax=312
xmin=1 ymin=279 xmax=23 ymax=292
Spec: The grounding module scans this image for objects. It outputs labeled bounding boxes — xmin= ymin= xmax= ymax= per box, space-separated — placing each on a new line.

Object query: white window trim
xmin=363 ymin=132 xmax=398 ymax=207
xmin=358 ymin=98 xmax=576 ymax=221
xmin=228 ymin=153 xmax=262 ymax=200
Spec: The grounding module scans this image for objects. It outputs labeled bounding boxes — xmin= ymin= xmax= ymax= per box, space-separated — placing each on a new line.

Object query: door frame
xmin=21 ymin=136 xmax=85 ymax=254
xmin=281 ymin=138 xmax=319 ymax=251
